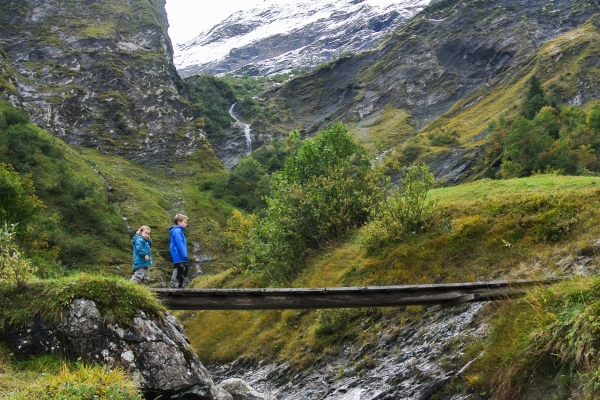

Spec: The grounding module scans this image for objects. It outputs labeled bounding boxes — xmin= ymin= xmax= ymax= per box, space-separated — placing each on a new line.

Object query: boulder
xmin=218 ymin=378 xmax=276 ymax=400
xmin=4 ymin=299 xmax=219 ymax=399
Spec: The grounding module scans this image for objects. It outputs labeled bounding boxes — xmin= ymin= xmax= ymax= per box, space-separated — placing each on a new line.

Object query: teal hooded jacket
xmin=132 ymin=234 xmax=152 ymax=270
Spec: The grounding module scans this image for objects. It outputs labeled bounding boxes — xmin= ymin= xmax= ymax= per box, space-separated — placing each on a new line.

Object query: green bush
xmin=0 ymin=223 xmax=37 ymax=287
xmin=0 ymin=163 xmax=44 ymax=227
xmin=1 ymin=107 xmax=29 ymax=126
xmin=428 ymin=129 xmax=459 ymax=146
xmin=359 ymin=164 xmax=437 ymax=249
xmin=236 ymin=123 xmax=385 ymax=283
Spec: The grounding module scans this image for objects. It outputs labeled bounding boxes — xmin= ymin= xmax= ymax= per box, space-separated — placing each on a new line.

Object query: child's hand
xmin=145 ymin=255 xmax=149 ymax=261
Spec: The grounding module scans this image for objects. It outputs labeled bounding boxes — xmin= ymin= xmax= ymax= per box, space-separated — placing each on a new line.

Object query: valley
xmin=3 ymin=0 xmax=600 ymax=399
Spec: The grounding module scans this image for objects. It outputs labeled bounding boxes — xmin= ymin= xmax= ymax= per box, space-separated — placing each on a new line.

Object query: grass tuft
xmin=0 ymin=273 xmax=165 ymax=332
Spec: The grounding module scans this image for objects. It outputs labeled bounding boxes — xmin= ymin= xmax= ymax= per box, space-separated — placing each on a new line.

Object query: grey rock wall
xmin=0 ymin=0 xmax=204 ymax=166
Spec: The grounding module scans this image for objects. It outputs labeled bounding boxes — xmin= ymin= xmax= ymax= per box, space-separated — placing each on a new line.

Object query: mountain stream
xmin=209 ymin=303 xmax=487 ymax=399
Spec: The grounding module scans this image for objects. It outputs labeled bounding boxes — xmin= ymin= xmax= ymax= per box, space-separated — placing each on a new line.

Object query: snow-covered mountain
xmin=174 ymin=0 xmax=431 ymax=77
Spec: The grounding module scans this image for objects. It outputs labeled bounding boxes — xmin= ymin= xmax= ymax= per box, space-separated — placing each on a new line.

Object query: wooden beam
xmin=151 ymin=278 xmax=562 ymax=310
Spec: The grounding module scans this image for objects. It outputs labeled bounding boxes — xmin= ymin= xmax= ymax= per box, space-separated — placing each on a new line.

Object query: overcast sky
xmin=165 ymin=0 xmax=264 ymax=45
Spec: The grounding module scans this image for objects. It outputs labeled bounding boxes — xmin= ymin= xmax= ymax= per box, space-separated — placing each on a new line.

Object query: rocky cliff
xmin=0 ymin=0 xmax=205 ymax=166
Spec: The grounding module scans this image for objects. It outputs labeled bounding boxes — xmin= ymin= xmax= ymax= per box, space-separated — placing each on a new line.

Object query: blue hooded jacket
xmin=131 ymin=234 xmax=152 ymax=270
xmin=169 ymin=225 xmax=189 ymax=263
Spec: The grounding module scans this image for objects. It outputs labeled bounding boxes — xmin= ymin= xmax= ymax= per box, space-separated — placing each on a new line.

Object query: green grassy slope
xmin=408 ymin=14 xmax=600 ymax=177
xmin=180 ymin=175 xmax=600 ymax=370
xmin=0 ymin=99 xmax=232 ymax=278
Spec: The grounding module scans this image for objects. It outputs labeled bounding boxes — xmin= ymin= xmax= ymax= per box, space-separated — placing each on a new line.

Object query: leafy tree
xmin=502 ymin=116 xmax=552 ymax=177
xmin=533 ymin=106 xmax=561 ymax=139
xmin=211 ymin=138 xmax=289 ymax=213
xmin=236 ymin=123 xmax=385 ymax=283
xmin=281 ymin=122 xmax=369 ymax=183
xmin=586 ymin=106 xmax=600 ymax=132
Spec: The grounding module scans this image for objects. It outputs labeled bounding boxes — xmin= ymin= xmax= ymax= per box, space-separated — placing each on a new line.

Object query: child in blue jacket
xmin=169 ymin=214 xmax=189 ymax=288
xmin=130 ymin=225 xmax=152 ymax=284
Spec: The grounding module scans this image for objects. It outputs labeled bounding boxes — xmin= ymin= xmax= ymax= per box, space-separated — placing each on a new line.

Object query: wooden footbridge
xmin=152 ymin=278 xmax=562 ymax=311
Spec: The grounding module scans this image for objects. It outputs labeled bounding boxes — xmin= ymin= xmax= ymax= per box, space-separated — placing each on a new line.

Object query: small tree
xmin=236 ymin=123 xmax=386 ymax=283
xmin=0 ymin=223 xmax=37 ymax=287
xmin=0 ymin=163 xmax=44 ymax=227
xmin=502 ymin=116 xmax=552 ymax=177
xmin=522 ymin=76 xmax=549 ymax=119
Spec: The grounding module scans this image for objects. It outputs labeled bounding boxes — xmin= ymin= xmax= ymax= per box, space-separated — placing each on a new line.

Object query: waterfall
xmin=229 ymin=103 xmax=252 ymax=155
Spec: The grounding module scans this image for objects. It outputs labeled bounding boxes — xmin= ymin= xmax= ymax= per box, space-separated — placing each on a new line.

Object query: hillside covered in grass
xmin=180 ymin=174 xmax=600 ymax=398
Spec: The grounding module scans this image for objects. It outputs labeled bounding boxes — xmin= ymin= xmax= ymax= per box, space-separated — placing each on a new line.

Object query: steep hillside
xmin=0 ymin=0 xmax=206 ymax=166
xmin=257 ymin=0 xmax=600 ymax=182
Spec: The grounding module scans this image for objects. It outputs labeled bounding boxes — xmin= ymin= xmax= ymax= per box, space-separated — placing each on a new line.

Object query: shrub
xmin=0 ymin=223 xmax=37 ymax=287
xmin=359 ymin=164 xmax=437 ymax=249
xmin=0 ymin=163 xmax=45 ymax=226
xmin=1 ymin=107 xmax=29 ymax=126
xmin=428 ymin=129 xmax=459 ymax=146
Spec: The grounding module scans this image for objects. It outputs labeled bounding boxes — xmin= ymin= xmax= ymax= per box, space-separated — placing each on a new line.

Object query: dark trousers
xmin=170 ymin=262 xmax=188 ymax=288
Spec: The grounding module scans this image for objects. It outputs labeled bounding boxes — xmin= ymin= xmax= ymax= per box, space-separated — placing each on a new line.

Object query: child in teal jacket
xmin=130 ymin=225 xmax=152 ymax=284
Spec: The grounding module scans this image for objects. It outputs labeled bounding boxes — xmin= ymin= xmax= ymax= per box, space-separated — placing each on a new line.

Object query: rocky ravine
xmin=210 ymin=303 xmax=486 ymax=400
xmin=0 ymin=0 xmax=204 ymax=166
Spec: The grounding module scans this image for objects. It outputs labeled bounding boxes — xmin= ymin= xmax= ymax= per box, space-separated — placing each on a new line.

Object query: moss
xmin=76 ymin=23 xmax=117 ymax=39
xmin=0 ymin=274 xmax=165 ymax=331
xmin=44 ymin=96 xmax=63 ymax=104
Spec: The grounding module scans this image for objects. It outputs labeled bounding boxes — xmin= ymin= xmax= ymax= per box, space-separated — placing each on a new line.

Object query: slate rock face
xmin=5 ymin=299 xmax=219 ymax=399
xmin=0 ymin=0 xmax=204 ymax=166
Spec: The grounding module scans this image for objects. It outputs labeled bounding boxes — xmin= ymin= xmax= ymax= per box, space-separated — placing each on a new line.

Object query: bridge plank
xmin=151 ymin=278 xmax=561 ymax=310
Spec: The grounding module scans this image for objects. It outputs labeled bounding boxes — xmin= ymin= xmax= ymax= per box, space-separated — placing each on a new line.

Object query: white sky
xmin=165 ymin=0 xmax=264 ymax=45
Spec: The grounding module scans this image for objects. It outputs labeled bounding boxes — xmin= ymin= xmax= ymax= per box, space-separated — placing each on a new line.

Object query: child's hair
xmin=173 ymin=214 xmax=188 ymax=224
xmin=137 ymin=225 xmax=150 ymax=235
